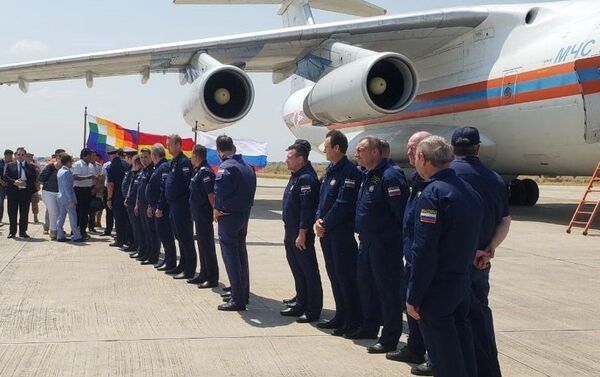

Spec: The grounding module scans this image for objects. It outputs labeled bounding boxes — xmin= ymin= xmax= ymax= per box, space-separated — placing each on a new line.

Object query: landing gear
xmin=508 ymin=178 xmax=539 ymax=206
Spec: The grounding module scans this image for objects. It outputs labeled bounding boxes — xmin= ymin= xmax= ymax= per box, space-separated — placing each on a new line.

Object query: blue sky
xmin=0 ymin=0 xmax=547 ymax=161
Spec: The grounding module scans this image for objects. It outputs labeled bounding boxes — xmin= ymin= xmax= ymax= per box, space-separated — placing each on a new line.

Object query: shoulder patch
xmin=300 ymin=185 xmax=311 ymax=193
xmin=387 ymin=186 xmax=402 ymax=197
xmin=182 ymin=167 xmax=190 ymax=173
xmin=203 ymin=176 xmax=211 ymax=183
xmin=420 ymin=209 xmax=438 ymax=224
xmin=344 ymin=179 xmax=356 ymax=188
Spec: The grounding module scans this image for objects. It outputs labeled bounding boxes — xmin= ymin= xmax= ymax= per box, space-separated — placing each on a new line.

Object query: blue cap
xmin=451 ymin=127 xmax=480 ymax=147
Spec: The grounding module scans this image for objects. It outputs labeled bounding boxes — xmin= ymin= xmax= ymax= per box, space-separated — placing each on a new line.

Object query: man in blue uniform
xmin=214 ymin=135 xmax=257 ymax=311
xmin=280 ymin=139 xmax=323 ymax=323
xmin=124 ymin=155 xmax=143 ymax=255
xmin=158 ymin=134 xmax=196 ymax=280
xmin=106 ymin=148 xmax=128 ymax=248
xmin=352 ymin=136 xmax=409 ymax=354
xmin=314 ymin=130 xmax=362 ymax=336
xmin=147 ymin=144 xmax=177 ymax=269
xmin=131 ymin=149 xmax=155 ymax=262
xmin=450 ymin=127 xmax=510 ymax=377
xmin=406 ymin=136 xmax=483 ymax=377
xmin=189 ymin=144 xmax=219 ymax=287
xmin=386 ymin=131 xmax=433 ymax=375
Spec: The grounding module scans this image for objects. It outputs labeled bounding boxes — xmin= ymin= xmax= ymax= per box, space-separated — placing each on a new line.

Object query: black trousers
xmin=155 ymin=206 xmax=177 ymax=267
xmin=218 ymin=211 xmax=250 ymax=306
xmin=403 ymin=264 xmax=426 ymax=356
xmin=169 ymin=199 xmax=197 ymax=276
xmin=0 ymin=186 xmax=6 ymax=222
xmin=103 ymin=190 xmax=113 ymax=233
xmin=284 ymin=228 xmax=323 ymax=320
xmin=112 ymin=196 xmax=129 ymax=245
xmin=193 ymin=210 xmax=219 ymax=283
xmin=74 ymin=186 xmax=92 ymax=236
xmin=7 ymin=189 xmax=31 ymax=235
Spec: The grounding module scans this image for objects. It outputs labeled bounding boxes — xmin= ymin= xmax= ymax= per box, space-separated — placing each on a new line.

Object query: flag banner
xmin=137 ymin=131 xmax=195 ymax=159
xmin=86 ymin=114 xmax=137 ymax=162
xmin=196 ymin=132 xmax=268 ymax=170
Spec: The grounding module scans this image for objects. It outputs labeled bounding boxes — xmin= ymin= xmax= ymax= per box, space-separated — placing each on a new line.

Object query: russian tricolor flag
xmin=196 ymin=132 xmax=268 ymax=170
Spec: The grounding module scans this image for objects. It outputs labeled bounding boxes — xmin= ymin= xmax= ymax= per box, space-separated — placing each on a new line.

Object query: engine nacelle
xmin=183 ymin=55 xmax=254 ymax=131
xmin=303 ymin=52 xmax=417 ymax=125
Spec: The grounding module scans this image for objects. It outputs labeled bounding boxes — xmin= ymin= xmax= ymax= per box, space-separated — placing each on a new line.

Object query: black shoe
xmin=367 ymin=343 xmax=396 ymax=354
xmin=217 ymin=302 xmax=246 ymax=311
xmin=280 ymin=307 xmax=304 ymax=317
xmin=283 ymin=296 xmax=297 ymax=305
xmin=7 ymin=234 xmax=15 ymax=239
xmin=198 ymin=281 xmax=218 ymax=289
xmin=136 ymin=255 xmax=148 ymax=262
xmin=109 ymin=242 xmax=124 ymax=247
xmin=101 ymin=232 xmax=111 ymax=236
xmin=411 ymin=360 xmax=434 ymax=376
xmin=220 ymin=292 xmax=232 ymax=298
xmin=157 ymin=265 xmax=174 ymax=272
xmin=296 ymin=315 xmax=318 ymax=324
xmin=173 ymin=272 xmax=193 ymax=279
xmin=344 ymin=328 xmax=378 ymax=340
xmin=140 ymin=260 xmax=156 ymax=265
xmin=222 ymin=296 xmax=232 ymax=302
xmin=332 ymin=326 xmax=357 ymax=337
xmin=19 ymin=233 xmax=30 ymax=238
xmin=165 ymin=267 xmax=183 ymax=275
xmin=222 ymin=286 xmax=231 ymax=292
xmin=154 ymin=261 xmax=166 ymax=269
xmin=386 ymin=347 xmax=426 ymax=364
xmin=187 ymin=275 xmax=206 ymax=284
xmin=129 ymin=252 xmax=140 ymax=259
xmin=317 ymin=319 xmax=343 ymax=330
xmin=122 ymin=245 xmax=136 ymax=252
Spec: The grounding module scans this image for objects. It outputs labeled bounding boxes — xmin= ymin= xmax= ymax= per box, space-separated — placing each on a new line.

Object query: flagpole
xmin=83 ymin=106 xmax=88 ymax=149
xmin=194 ymin=121 xmax=198 ymax=145
xmin=137 ymin=121 xmax=141 ymax=150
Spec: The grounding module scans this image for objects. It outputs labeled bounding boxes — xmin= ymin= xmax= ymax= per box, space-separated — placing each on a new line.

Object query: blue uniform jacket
xmin=189 ymin=160 xmax=215 ymax=216
xmin=355 ymin=158 xmax=409 ymax=241
xmin=121 ymin=167 xmax=134 ymax=199
xmin=407 ymin=168 xmax=483 ymax=313
xmin=137 ymin=163 xmax=154 ymax=205
xmin=165 ymin=152 xmax=193 ymax=203
xmin=107 ymin=158 xmax=126 ymax=200
xmin=282 ymin=161 xmax=320 ymax=230
xmin=450 ymin=156 xmax=509 ymax=250
xmin=403 ymin=171 xmax=426 ymax=265
xmin=147 ymin=159 xmax=169 ymax=210
xmin=316 ymin=156 xmax=361 ymax=232
xmin=125 ymin=169 xmax=141 ymax=206
xmin=214 ymin=154 xmax=257 ymax=213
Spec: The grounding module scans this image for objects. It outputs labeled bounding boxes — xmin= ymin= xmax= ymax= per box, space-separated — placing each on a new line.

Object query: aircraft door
xmin=575 ymin=56 xmax=600 ymax=143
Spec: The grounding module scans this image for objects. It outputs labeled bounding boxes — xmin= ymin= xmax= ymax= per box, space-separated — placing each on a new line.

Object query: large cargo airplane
xmin=1 ymin=0 xmax=599 ymax=206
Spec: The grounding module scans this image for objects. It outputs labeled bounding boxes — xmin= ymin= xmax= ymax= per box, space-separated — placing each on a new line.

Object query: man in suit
xmin=4 ymin=147 xmax=37 ymax=238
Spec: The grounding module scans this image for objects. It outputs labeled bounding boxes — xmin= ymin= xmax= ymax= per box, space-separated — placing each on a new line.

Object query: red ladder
xmin=567 ymin=162 xmax=600 ymax=235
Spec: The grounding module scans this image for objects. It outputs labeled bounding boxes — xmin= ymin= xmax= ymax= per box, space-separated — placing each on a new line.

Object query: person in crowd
xmin=0 ymin=149 xmax=14 ymax=226
xmin=4 ymin=147 xmax=37 ymax=238
xmin=88 ymin=151 xmax=104 ymax=233
xmin=25 ymin=153 xmax=42 ymax=224
xmin=124 ymin=155 xmax=143 ymax=256
xmin=189 ymin=144 xmax=219 ymax=287
xmin=101 ymin=154 xmax=113 ymax=236
xmin=106 ymin=147 xmax=128 ymax=247
xmin=39 ymin=151 xmax=63 ymax=240
xmin=406 ymin=136 xmax=482 ymax=377
xmin=314 ymin=130 xmax=362 ymax=336
xmin=72 ymin=148 xmax=96 ymax=239
xmin=160 ymin=135 xmax=196 ymax=280
xmin=132 ymin=148 xmax=155 ymax=262
xmin=56 ymin=153 xmax=84 ymax=243
xmin=352 ymin=136 xmax=409 ymax=354
xmin=214 ymin=135 xmax=257 ymax=311
xmin=279 ymin=139 xmax=323 ymax=323
xmin=386 ymin=131 xmax=433 ymax=376
xmin=119 ymin=147 xmax=137 ymax=250
xmin=449 ymin=127 xmax=510 ymax=377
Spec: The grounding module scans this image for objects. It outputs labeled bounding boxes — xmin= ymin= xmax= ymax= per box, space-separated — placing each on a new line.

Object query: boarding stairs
xmin=567 ymin=162 xmax=600 ymax=235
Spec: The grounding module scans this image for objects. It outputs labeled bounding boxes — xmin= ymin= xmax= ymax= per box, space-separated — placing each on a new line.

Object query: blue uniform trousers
xmin=356 ymin=234 xmax=404 ymax=348
xmin=193 ymin=211 xmax=219 ymax=283
xmin=320 ymin=228 xmax=361 ymax=329
xmin=402 ymin=264 xmax=426 ymax=356
xmin=139 ymin=203 xmax=159 ymax=262
xmin=419 ymin=295 xmax=477 ymax=377
xmin=126 ymin=205 xmax=141 ymax=251
xmin=169 ymin=199 xmax=197 ymax=276
xmin=156 ymin=206 xmax=177 ymax=269
xmin=284 ymin=228 xmax=323 ymax=320
xmin=470 ymin=268 xmax=502 ymax=377
xmin=112 ymin=198 xmax=129 ymax=245
xmin=218 ymin=211 xmax=250 ymax=307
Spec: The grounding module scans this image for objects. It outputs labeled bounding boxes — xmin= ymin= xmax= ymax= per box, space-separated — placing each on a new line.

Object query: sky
xmin=0 ymin=0 xmax=549 ymax=162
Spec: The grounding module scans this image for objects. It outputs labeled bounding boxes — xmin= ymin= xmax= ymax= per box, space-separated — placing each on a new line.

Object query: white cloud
xmin=8 ymin=39 xmax=49 ymax=57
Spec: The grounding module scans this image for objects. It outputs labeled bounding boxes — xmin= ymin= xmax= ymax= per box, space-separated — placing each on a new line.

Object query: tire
xmin=509 ymin=179 xmax=527 ymax=206
xmin=522 ymin=178 xmax=539 ymax=206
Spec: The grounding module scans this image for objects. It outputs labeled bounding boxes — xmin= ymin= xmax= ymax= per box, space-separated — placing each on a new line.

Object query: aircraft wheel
xmin=509 ymin=179 xmax=527 ymax=206
xmin=522 ymin=178 xmax=539 ymax=206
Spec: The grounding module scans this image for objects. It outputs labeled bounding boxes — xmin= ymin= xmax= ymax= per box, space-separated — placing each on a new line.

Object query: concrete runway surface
xmin=0 ymin=179 xmax=598 ymax=376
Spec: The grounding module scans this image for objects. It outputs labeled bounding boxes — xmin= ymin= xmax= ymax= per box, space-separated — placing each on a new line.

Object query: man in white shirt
xmin=100 ymin=158 xmax=113 ymax=236
xmin=72 ymin=148 xmax=97 ymax=239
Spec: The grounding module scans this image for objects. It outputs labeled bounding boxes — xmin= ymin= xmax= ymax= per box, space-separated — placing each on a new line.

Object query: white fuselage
xmin=286 ymin=1 xmax=600 ymax=176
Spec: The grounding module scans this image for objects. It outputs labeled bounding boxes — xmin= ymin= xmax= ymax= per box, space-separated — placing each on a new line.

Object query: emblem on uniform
xmin=300 ymin=185 xmax=311 ymax=194
xmin=203 ymin=176 xmax=211 ymax=183
xmin=162 ymin=173 xmax=168 ymax=178
xmin=344 ymin=179 xmax=355 ymax=188
xmin=369 ymin=185 xmax=375 ymax=193
xmin=330 ymin=179 xmax=336 ymax=186
xmin=387 ymin=186 xmax=401 ymax=197
xmin=371 ymin=175 xmax=381 ymax=184
xmin=182 ymin=167 xmax=190 ymax=173
xmin=420 ymin=209 xmax=437 ymax=224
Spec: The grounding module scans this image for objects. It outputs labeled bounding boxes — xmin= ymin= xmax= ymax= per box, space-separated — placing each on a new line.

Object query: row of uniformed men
xmin=107 ymin=134 xmax=257 ymax=312
xmin=280 ymin=128 xmax=507 ymax=377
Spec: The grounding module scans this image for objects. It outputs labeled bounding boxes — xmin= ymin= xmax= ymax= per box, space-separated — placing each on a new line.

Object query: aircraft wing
xmin=0 ymin=7 xmax=487 ymax=87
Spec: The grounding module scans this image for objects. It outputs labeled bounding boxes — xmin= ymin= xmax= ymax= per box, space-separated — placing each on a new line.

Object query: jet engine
xmin=182 ymin=53 xmax=254 ymax=131
xmin=303 ymin=52 xmax=417 ymax=125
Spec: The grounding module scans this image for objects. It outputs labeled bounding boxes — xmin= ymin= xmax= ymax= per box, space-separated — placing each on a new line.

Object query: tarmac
xmin=0 ymin=178 xmax=598 ymax=377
